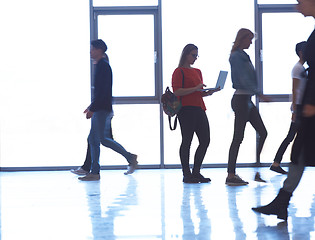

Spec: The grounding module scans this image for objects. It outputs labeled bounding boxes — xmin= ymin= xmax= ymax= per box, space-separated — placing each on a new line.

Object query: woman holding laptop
xmin=226 ymin=28 xmax=268 ymax=186
xmin=172 ymin=43 xmax=219 ymax=183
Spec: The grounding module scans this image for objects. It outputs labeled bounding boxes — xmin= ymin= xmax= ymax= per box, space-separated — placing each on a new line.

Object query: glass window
xmin=162 ymin=0 xmax=256 ymax=164
xmin=2 ymin=0 xmax=307 ymax=169
xmin=163 ymin=94 xmax=258 ymax=165
xmin=0 ymin=0 xmax=91 ymax=168
xmin=258 ymin=0 xmax=296 ymax=3
xmin=262 ymin=12 xmax=314 ymax=94
xmin=97 ymin=15 xmax=155 ymax=97
xmin=93 ymin=0 xmax=158 ymax=7
xmin=99 ymin=104 xmax=160 ymax=166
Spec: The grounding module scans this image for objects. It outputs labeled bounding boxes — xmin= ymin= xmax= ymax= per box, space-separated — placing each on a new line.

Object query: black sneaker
xmin=183 ymin=176 xmax=200 ymax=183
xmin=270 ymin=165 xmax=287 ymax=174
xmin=225 ymin=175 xmax=249 ymax=186
xmin=192 ymin=173 xmax=211 ymax=183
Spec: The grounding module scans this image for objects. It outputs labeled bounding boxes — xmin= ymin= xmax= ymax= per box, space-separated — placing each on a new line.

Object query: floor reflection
xmin=181 ymin=184 xmax=211 ymax=240
xmin=2 ymin=168 xmax=315 ymax=239
xmin=252 ymin=172 xmax=315 ymax=240
xmin=227 ymin=186 xmax=247 ymax=240
xmin=84 ymin=176 xmax=138 ymax=239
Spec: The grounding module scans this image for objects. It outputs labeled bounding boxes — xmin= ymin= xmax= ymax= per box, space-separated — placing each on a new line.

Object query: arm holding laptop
xmin=174 ymin=83 xmax=206 ymax=96
xmin=174 ymin=83 xmax=220 ymax=97
xmin=202 ymin=87 xmax=221 ymax=97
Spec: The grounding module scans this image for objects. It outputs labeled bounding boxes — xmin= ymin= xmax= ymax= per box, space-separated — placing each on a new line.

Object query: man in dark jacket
xmin=78 ymin=39 xmax=137 ymax=181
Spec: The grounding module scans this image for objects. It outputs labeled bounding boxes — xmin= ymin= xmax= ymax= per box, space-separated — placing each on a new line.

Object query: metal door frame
xmin=254 ymin=1 xmax=297 ymax=163
xmin=89 ymin=0 xmax=165 ymax=169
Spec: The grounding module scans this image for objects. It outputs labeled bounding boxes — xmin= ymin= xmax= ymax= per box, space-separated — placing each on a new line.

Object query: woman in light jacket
xmin=226 ymin=28 xmax=267 ymax=186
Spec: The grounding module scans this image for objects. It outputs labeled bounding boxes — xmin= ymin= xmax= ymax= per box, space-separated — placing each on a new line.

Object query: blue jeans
xmin=88 ymin=110 xmax=132 ymax=174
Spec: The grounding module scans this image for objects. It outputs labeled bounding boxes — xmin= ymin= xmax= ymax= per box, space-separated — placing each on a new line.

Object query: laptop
xmin=199 ymin=70 xmax=228 ymax=91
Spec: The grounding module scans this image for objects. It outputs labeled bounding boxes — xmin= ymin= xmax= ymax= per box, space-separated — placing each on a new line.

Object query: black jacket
xmin=291 ymin=29 xmax=315 ymax=166
xmin=89 ymin=58 xmax=113 ymax=112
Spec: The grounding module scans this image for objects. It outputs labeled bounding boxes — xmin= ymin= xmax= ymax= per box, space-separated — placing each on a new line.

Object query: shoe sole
xmin=252 ymin=208 xmax=287 ymax=221
xmin=71 ymin=171 xmax=88 ymax=176
xmin=225 ymin=182 xmax=249 ymax=186
xmin=270 ymin=169 xmax=287 ymax=174
xmin=199 ymin=179 xmax=211 ymax=183
xmin=78 ymin=178 xmax=100 ymax=181
xmin=124 ymin=164 xmax=138 ymax=175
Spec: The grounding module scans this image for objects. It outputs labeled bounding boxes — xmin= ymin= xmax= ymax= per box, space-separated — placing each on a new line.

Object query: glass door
xmin=97 ymin=14 xmax=156 ymax=97
xmin=91 ymin=8 xmax=162 ymax=166
xmin=256 ymin=5 xmax=314 ymax=164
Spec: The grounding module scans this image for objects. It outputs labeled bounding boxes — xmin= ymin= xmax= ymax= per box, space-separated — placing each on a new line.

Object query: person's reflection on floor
xmin=181 ymin=184 xmax=211 ymax=240
xmin=227 ymin=186 xmax=247 ymax=240
xmin=290 ymin=194 xmax=315 ymax=240
xmin=84 ymin=176 xmax=138 ymax=239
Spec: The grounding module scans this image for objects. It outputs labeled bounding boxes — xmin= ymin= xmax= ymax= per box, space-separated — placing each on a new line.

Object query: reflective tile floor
xmin=1 ymin=167 xmax=315 ymax=240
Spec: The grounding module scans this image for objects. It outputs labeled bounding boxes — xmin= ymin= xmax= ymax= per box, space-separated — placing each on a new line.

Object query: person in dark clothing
xmin=269 ymin=41 xmax=307 ymax=175
xmin=74 ymin=39 xmax=137 ymax=181
xmin=252 ymin=0 xmax=315 ymax=220
xmin=71 ymin=53 xmax=113 ymax=176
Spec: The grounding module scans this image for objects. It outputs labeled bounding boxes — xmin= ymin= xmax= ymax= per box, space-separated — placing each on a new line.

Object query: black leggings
xmin=228 ymin=95 xmax=267 ymax=174
xmin=178 ymin=106 xmax=210 ymax=177
xmin=273 ymin=105 xmax=302 ymax=163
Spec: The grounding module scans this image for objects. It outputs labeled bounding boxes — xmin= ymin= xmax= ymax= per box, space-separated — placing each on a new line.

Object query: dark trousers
xmin=228 ymin=95 xmax=267 ymax=174
xmin=81 ymin=140 xmax=92 ymax=172
xmin=273 ymin=105 xmax=302 ymax=163
xmin=178 ymin=106 xmax=210 ymax=177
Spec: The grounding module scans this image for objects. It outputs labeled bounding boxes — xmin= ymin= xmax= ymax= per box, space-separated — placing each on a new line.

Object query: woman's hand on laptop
xmin=202 ymin=87 xmax=221 ymax=97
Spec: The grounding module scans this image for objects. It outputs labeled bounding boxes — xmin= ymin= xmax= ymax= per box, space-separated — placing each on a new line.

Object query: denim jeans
xmin=88 ymin=110 xmax=132 ymax=174
xmin=81 ymin=126 xmax=113 ymax=172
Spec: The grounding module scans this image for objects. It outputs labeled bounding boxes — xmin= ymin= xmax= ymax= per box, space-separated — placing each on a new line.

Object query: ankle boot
xmin=252 ymin=188 xmax=292 ymax=221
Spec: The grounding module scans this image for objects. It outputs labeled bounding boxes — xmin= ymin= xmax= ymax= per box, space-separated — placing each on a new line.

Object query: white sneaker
xmin=70 ymin=167 xmax=89 ymax=176
xmin=78 ymin=173 xmax=100 ymax=181
xmin=124 ymin=154 xmax=138 ymax=175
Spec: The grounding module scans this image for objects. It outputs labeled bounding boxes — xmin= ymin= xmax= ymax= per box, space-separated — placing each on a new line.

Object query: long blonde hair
xmin=178 ymin=44 xmax=198 ymax=67
xmin=231 ymin=28 xmax=254 ymax=53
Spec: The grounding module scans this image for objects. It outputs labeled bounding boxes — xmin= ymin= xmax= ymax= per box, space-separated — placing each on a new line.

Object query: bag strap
xmin=169 ymin=115 xmax=178 ymax=130
xmin=180 ymin=69 xmax=184 ymax=102
xmin=169 ymin=69 xmax=184 ymax=131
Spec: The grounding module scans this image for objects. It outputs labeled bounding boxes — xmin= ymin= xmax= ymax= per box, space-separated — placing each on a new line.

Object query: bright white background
xmin=162 ymin=0 xmax=257 ymax=165
xmin=0 ymin=0 xmax=91 ymax=167
xmin=0 ymin=0 xmax=314 ymax=167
